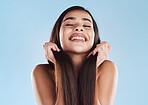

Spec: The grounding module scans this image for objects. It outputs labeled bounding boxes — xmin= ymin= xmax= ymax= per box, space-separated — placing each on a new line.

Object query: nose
xmin=74 ymin=25 xmax=83 ymax=32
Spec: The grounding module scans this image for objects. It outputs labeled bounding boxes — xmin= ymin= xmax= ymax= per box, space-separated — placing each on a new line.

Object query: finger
xmin=92 ymin=49 xmax=97 ymax=55
xmin=45 ymin=46 xmax=55 ymax=59
xmin=93 ymin=51 xmax=97 ymax=55
xmin=47 ymin=47 xmax=54 ymax=59
xmin=108 ymin=44 xmax=112 ymax=52
xmin=93 ymin=49 xmax=99 ymax=55
xmin=43 ymin=44 xmax=48 ymax=56
xmin=100 ymin=41 xmax=106 ymax=44
xmin=93 ymin=45 xmax=102 ymax=55
xmin=107 ymin=44 xmax=110 ymax=53
xmin=101 ymin=42 xmax=109 ymax=54
xmin=54 ymin=44 xmax=61 ymax=52
xmin=45 ymin=42 xmax=50 ymax=45
xmin=97 ymin=50 xmax=104 ymax=59
xmin=101 ymin=45 xmax=108 ymax=58
xmin=87 ymin=47 xmax=99 ymax=57
xmin=103 ymin=44 xmax=108 ymax=54
xmin=50 ymin=46 xmax=56 ymax=51
xmin=98 ymin=49 xmax=106 ymax=61
xmin=98 ymin=46 xmax=107 ymax=58
xmin=96 ymin=44 xmax=101 ymax=47
xmin=97 ymin=51 xmax=106 ymax=67
xmin=46 ymin=49 xmax=54 ymax=63
xmin=46 ymin=42 xmax=56 ymax=50
xmin=87 ymin=51 xmax=94 ymax=57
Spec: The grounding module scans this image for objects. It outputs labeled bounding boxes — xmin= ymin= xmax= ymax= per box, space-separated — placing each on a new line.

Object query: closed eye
xmin=65 ymin=24 xmax=91 ymax=28
xmin=65 ymin=24 xmax=74 ymax=26
xmin=83 ymin=25 xmax=91 ymax=28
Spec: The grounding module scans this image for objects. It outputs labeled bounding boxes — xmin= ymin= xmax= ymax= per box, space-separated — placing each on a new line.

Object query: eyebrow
xmin=63 ymin=17 xmax=92 ymax=23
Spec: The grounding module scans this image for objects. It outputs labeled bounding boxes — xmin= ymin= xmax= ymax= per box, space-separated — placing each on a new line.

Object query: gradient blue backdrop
xmin=0 ymin=0 xmax=148 ymax=105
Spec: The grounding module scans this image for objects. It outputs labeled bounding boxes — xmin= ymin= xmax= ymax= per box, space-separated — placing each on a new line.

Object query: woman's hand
xmin=43 ymin=42 xmax=61 ymax=64
xmin=87 ymin=41 xmax=112 ymax=67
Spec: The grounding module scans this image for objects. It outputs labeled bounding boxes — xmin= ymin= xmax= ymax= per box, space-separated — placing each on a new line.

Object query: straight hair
xmin=47 ymin=6 xmax=101 ymax=105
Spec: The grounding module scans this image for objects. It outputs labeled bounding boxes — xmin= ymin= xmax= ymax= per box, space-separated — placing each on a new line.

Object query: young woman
xmin=31 ymin=6 xmax=118 ymax=105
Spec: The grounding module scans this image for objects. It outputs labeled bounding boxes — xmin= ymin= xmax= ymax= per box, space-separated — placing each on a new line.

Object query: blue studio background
xmin=0 ymin=0 xmax=148 ymax=105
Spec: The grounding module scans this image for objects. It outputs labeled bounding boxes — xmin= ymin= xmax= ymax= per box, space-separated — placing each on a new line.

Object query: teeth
xmin=71 ymin=37 xmax=85 ymax=41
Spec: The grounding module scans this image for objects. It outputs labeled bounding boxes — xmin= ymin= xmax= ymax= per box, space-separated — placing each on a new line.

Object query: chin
xmin=67 ymin=47 xmax=90 ymax=54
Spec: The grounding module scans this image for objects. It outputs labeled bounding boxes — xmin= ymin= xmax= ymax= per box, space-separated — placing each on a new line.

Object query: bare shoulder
xmin=31 ymin=64 xmax=56 ymax=105
xmin=31 ymin=64 xmax=55 ymax=82
xmin=96 ymin=60 xmax=118 ymax=105
xmin=97 ymin=60 xmax=118 ymax=77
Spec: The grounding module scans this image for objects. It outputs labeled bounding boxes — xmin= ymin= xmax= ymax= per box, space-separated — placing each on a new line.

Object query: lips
xmin=68 ymin=33 xmax=88 ymax=41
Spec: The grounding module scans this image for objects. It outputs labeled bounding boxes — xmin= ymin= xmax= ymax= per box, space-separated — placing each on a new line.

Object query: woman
xmin=31 ymin=6 xmax=118 ymax=105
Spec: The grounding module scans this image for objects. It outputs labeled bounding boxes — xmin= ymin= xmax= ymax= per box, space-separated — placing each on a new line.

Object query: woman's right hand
xmin=43 ymin=42 xmax=61 ymax=64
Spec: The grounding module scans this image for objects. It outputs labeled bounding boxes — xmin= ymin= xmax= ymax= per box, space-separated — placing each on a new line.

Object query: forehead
xmin=63 ymin=10 xmax=92 ymax=21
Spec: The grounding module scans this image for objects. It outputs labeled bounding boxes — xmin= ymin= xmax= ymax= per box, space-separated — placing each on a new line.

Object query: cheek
xmin=59 ymin=28 xmax=71 ymax=48
xmin=63 ymin=28 xmax=72 ymax=35
xmin=59 ymin=28 xmax=65 ymax=48
xmin=60 ymin=27 xmax=71 ymax=37
xmin=88 ymin=31 xmax=95 ymax=45
xmin=61 ymin=28 xmax=70 ymax=40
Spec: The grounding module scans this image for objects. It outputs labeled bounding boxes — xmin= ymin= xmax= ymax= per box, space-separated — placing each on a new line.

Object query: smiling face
xmin=59 ymin=10 xmax=95 ymax=54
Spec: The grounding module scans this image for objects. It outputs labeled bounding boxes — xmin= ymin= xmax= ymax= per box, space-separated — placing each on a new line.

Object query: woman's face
xmin=59 ymin=10 xmax=95 ymax=54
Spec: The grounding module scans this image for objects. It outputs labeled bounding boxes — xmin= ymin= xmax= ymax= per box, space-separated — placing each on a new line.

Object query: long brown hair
xmin=47 ymin=6 xmax=101 ymax=105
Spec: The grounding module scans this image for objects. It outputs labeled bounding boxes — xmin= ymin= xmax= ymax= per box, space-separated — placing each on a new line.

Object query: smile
xmin=71 ymin=36 xmax=85 ymax=41
xmin=70 ymin=38 xmax=86 ymax=43
xmin=69 ymin=33 xmax=88 ymax=42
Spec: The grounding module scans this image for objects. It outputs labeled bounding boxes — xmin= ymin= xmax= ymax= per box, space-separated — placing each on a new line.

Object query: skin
xmin=59 ymin=10 xmax=95 ymax=76
xmin=31 ymin=10 xmax=118 ymax=105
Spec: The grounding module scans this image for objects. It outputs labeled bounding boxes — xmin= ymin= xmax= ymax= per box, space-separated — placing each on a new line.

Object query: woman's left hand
xmin=87 ymin=41 xmax=112 ymax=67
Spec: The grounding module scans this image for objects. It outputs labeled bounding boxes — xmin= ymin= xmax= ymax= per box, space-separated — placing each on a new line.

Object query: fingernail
xmin=93 ymin=52 xmax=95 ymax=55
xmin=53 ymin=48 xmax=56 ymax=51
